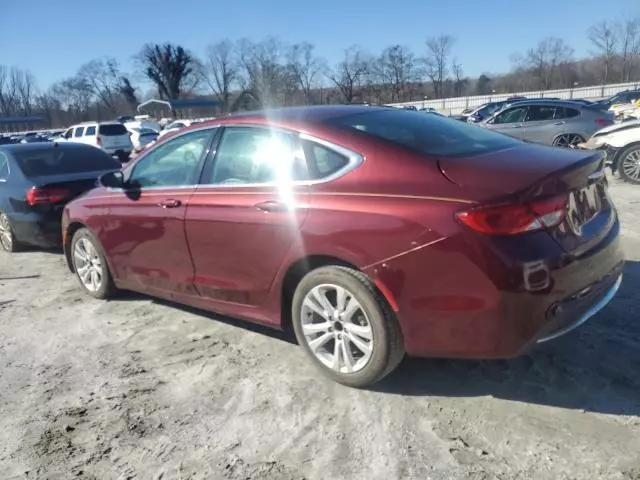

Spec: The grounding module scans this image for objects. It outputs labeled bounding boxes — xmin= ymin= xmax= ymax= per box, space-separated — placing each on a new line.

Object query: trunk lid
xmin=440 ymin=143 xmax=614 ymax=256
xmin=28 ymin=170 xmax=113 ymax=212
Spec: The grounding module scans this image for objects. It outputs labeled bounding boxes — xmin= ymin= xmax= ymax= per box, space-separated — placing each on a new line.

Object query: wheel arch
xmin=279 ymin=254 xmax=398 ymax=337
xmin=63 ymin=221 xmax=88 ymax=272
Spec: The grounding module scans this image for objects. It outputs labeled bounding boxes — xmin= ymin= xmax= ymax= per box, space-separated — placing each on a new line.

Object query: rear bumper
xmin=366 ymin=216 xmax=624 ymax=359
xmin=11 ymin=212 xmax=62 ymax=248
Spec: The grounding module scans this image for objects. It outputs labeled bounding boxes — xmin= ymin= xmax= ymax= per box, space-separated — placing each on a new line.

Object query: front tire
xmin=70 ymin=228 xmax=116 ymax=299
xmin=617 ymin=144 xmax=640 ymax=185
xmin=291 ymin=266 xmax=405 ymax=388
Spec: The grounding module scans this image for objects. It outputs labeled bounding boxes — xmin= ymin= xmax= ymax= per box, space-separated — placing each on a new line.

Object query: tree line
xmin=1 ymin=13 xmax=639 ymax=128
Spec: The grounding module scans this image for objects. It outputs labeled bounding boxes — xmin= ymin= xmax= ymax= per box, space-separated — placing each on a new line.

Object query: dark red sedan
xmin=61 ymin=106 xmax=624 ymax=387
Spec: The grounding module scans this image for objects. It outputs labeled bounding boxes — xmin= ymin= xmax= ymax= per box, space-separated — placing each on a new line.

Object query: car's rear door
xmin=521 ymin=104 xmax=558 ymax=144
xmin=184 ymin=125 xmax=309 ymax=309
xmin=98 ymin=127 xmax=217 ymax=295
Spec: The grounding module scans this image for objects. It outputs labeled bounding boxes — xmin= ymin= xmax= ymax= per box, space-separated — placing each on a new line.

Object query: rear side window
xmin=302 ymin=141 xmax=349 ymax=180
xmin=555 ymin=107 xmax=580 ymax=119
xmin=327 ymin=109 xmax=520 ymax=157
xmin=13 ymin=147 xmax=121 ymax=178
xmin=85 ymin=126 xmax=96 ymax=136
xmin=73 ymin=127 xmax=84 ymax=137
xmin=99 ymin=124 xmax=128 ymax=136
xmin=0 ymin=152 xmax=9 ymax=180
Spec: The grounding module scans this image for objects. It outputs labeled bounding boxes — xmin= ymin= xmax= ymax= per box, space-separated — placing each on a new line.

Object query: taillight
xmin=26 ymin=187 xmax=70 ymax=206
xmin=96 ymin=136 xmax=102 ymax=146
xmin=456 ymin=195 xmax=568 ymax=235
xmin=595 ymin=118 xmax=610 ymax=126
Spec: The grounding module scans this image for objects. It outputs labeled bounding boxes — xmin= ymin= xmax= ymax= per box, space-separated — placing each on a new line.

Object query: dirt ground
xmin=1 ymin=177 xmax=639 ymax=480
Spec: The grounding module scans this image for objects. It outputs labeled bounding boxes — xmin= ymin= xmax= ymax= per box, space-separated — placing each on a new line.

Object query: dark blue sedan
xmin=0 ymin=142 xmax=121 ymax=252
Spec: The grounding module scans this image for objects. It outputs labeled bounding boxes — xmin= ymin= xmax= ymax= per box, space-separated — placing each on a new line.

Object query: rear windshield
xmin=13 ymin=147 xmax=121 ymax=178
xmin=326 ymin=109 xmax=520 ymax=157
xmin=99 ymin=124 xmax=128 ymax=136
xmin=139 ymin=128 xmax=157 ymax=136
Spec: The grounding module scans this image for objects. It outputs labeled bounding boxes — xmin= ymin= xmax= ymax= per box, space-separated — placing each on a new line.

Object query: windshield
xmin=13 ymin=147 xmax=120 ymax=177
xmin=326 ymin=109 xmax=519 ymax=157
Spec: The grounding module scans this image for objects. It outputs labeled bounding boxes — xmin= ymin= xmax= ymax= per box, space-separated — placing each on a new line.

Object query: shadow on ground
xmin=375 ymin=260 xmax=640 ymax=416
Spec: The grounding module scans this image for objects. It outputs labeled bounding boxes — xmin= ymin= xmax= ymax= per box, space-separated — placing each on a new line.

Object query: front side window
xmin=128 ymin=129 xmax=214 ymax=188
xmin=493 ymin=106 xmax=528 ymax=124
xmin=525 ymin=106 xmax=556 ymax=122
xmin=209 ymin=127 xmax=306 ymax=185
xmin=326 ymin=109 xmax=520 ymax=157
xmin=73 ymin=127 xmax=84 ymax=138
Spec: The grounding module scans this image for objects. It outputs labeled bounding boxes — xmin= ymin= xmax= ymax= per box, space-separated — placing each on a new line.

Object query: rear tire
xmin=0 ymin=212 xmax=21 ymax=253
xmin=552 ymin=133 xmax=584 ymax=148
xmin=70 ymin=228 xmax=117 ymax=299
xmin=617 ymin=144 xmax=640 ymax=185
xmin=291 ymin=266 xmax=405 ymax=388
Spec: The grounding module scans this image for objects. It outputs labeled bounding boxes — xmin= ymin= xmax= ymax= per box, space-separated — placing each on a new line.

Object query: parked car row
xmin=0 ymin=106 xmax=625 ymax=388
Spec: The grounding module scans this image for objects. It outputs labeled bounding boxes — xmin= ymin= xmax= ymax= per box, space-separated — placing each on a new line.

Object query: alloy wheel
xmin=0 ymin=214 xmax=13 ymax=251
xmin=554 ymin=133 xmax=583 ymax=148
xmin=73 ymin=237 xmax=104 ymax=293
xmin=300 ymin=284 xmax=374 ymax=374
xmin=621 ymin=149 xmax=640 ymax=182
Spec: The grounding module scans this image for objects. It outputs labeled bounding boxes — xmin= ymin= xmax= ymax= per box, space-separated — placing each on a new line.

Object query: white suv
xmin=59 ymin=121 xmax=133 ymax=162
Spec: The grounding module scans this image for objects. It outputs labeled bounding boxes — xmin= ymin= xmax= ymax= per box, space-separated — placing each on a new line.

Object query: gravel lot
xmin=1 ymin=177 xmax=639 ymax=480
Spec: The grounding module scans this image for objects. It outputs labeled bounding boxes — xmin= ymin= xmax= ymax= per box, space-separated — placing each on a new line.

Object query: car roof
xmin=206 ymin=105 xmax=388 ymax=127
xmin=506 ymin=99 xmax=589 ymax=108
xmin=0 ymin=142 xmax=99 ymax=155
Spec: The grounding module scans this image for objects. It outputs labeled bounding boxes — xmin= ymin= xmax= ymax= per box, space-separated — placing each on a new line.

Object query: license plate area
xmin=566 ymin=182 xmax=606 ymax=235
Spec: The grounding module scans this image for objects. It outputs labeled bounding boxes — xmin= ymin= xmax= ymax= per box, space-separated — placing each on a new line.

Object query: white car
xmin=579 ymin=119 xmax=640 ymax=184
xmin=59 ymin=122 xmax=133 ymax=162
xmin=158 ymin=120 xmax=194 ymax=138
xmin=126 ymin=126 xmax=159 ymax=152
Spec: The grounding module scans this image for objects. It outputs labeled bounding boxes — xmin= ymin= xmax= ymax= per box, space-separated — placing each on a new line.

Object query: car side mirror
xmin=99 ymin=170 xmax=125 ymax=189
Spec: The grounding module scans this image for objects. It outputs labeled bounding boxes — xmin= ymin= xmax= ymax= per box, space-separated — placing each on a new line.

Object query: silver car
xmin=480 ymin=100 xmax=613 ymax=147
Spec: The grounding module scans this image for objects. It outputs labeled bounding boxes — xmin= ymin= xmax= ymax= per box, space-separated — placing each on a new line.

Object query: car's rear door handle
xmin=553 ymin=121 xmax=566 ymax=125
xmin=157 ymin=199 xmax=182 ymax=208
xmin=512 ymin=124 xmax=523 ymax=128
xmin=254 ymin=200 xmax=287 ymax=212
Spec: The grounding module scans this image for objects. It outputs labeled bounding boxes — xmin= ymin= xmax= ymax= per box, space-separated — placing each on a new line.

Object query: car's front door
xmin=99 ymin=127 xmax=217 ymax=296
xmin=521 ymin=105 xmax=558 ymax=144
xmin=184 ymin=125 xmax=309 ymax=310
xmin=483 ymin=106 xmax=528 ymax=139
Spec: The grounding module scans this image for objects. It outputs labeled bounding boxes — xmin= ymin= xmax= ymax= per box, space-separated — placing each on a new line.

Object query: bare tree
xmin=0 ymin=66 xmax=37 ymax=116
xmin=588 ymin=21 xmax=618 ymax=83
xmin=118 ymin=76 xmax=139 ymax=113
xmin=377 ymin=45 xmax=417 ymax=102
xmin=451 ymin=60 xmax=468 ymax=97
xmin=77 ymin=58 xmax=122 ymax=114
xmin=424 ymin=35 xmax=455 ymax=99
xmin=138 ymin=43 xmax=199 ymax=100
xmin=203 ymin=40 xmax=239 ymax=112
xmin=237 ymin=37 xmax=284 ymax=108
xmin=619 ymin=16 xmax=640 ymax=82
xmin=330 ymin=46 xmax=370 ymax=103
xmin=286 ymin=42 xmax=326 ymax=105
xmin=524 ymin=37 xmax=574 ymax=89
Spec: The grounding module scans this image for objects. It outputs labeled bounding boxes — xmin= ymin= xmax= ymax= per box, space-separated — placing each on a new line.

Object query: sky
xmin=2 ymin=0 xmax=639 ymax=91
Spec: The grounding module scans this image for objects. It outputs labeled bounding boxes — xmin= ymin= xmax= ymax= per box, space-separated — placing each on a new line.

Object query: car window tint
xmin=73 ymin=127 xmax=84 ymax=138
xmin=302 ymin=141 xmax=349 ymax=180
xmin=555 ymin=107 xmax=580 ymax=119
xmin=13 ymin=147 xmax=120 ymax=178
xmin=493 ymin=106 xmax=528 ymax=124
xmin=327 ymin=109 xmax=520 ymax=157
xmin=209 ymin=127 xmax=307 ymax=185
xmin=0 ymin=152 xmax=9 ymax=180
xmin=129 ymin=129 xmax=214 ymax=188
xmin=99 ymin=124 xmax=128 ymax=136
xmin=85 ymin=126 xmax=96 ymax=136
xmin=525 ymin=106 xmax=556 ymax=122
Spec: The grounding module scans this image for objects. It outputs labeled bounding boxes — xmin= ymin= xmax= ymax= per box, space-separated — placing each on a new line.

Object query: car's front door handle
xmin=157 ymin=199 xmax=182 ymax=208
xmin=254 ymin=200 xmax=288 ymax=212
xmin=512 ymin=124 xmax=523 ymax=128
xmin=553 ymin=121 xmax=566 ymax=125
